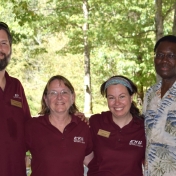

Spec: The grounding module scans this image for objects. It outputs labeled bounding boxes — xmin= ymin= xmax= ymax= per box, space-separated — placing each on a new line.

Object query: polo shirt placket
xmin=88 ymin=111 xmax=145 ymax=176
xmin=25 ymin=114 xmax=93 ymax=176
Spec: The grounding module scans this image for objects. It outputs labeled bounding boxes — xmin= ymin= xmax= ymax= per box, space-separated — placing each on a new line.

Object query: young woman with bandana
xmin=87 ymin=75 xmax=146 ymax=176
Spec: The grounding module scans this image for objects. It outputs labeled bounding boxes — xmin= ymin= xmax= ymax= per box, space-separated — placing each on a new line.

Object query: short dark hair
xmin=0 ymin=22 xmax=12 ymax=46
xmin=154 ymin=35 xmax=176 ymax=52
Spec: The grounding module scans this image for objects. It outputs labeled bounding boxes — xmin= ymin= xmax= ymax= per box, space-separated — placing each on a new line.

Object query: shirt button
xmin=118 ymin=139 xmax=120 ymax=142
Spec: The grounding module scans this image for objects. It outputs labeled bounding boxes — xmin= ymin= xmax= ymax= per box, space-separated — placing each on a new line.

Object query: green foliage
xmin=1 ymin=0 xmax=176 ymax=115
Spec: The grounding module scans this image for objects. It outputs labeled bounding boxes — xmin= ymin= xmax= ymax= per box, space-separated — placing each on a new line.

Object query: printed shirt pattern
xmin=143 ymin=80 xmax=176 ymax=176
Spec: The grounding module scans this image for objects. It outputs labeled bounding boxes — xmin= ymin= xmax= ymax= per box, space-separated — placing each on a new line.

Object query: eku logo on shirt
xmin=129 ymin=140 xmax=143 ymax=147
xmin=73 ymin=137 xmax=85 ymax=144
xmin=13 ymin=94 xmax=21 ymax=99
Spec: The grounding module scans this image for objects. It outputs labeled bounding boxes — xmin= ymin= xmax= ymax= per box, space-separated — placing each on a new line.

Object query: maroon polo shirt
xmin=88 ymin=111 xmax=146 ymax=176
xmin=0 ymin=71 xmax=31 ymax=176
xmin=25 ymin=114 xmax=93 ymax=176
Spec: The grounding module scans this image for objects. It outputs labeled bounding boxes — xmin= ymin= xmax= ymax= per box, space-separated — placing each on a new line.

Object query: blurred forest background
xmin=0 ymin=0 xmax=176 ymax=116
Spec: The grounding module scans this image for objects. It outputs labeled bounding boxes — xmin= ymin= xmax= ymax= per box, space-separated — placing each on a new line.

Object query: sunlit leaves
xmin=1 ymin=0 xmax=176 ymax=114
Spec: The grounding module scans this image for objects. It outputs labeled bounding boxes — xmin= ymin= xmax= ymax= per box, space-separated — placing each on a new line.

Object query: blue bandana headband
xmin=104 ymin=77 xmax=133 ymax=92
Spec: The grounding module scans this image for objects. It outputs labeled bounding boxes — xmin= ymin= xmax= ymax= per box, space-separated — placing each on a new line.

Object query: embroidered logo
xmin=73 ymin=137 xmax=85 ymax=144
xmin=13 ymin=94 xmax=21 ymax=99
xmin=129 ymin=140 xmax=143 ymax=147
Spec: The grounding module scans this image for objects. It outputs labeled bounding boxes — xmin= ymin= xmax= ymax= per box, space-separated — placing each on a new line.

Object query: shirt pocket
xmin=165 ymin=110 xmax=176 ymax=137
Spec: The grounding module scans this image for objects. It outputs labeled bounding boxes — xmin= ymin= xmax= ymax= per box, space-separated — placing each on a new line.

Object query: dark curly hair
xmin=154 ymin=35 xmax=176 ymax=52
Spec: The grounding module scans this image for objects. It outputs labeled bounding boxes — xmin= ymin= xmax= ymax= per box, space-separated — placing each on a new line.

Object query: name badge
xmin=97 ymin=129 xmax=110 ymax=138
xmin=11 ymin=99 xmax=22 ymax=108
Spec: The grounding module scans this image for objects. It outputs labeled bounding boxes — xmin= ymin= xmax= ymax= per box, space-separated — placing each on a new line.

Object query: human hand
xmin=74 ymin=112 xmax=89 ymax=126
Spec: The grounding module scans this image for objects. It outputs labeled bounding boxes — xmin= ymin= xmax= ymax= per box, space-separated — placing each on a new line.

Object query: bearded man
xmin=0 ymin=22 xmax=31 ymax=176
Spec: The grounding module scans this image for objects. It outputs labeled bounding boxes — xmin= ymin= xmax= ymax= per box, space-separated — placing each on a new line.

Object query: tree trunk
xmin=155 ymin=0 xmax=163 ymax=82
xmin=172 ymin=3 xmax=176 ymax=35
xmin=83 ymin=0 xmax=92 ymax=115
xmin=155 ymin=0 xmax=164 ymax=41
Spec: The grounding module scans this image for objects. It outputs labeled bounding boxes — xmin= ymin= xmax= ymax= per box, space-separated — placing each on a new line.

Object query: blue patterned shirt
xmin=143 ymin=80 xmax=176 ymax=176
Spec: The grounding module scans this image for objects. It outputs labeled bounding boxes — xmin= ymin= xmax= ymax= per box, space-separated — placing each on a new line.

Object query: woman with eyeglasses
xmin=25 ymin=75 xmax=93 ymax=176
xmin=87 ymin=75 xmax=146 ymax=176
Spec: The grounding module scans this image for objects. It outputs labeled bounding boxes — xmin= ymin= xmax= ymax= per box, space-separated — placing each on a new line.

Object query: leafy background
xmin=0 ymin=0 xmax=175 ymax=116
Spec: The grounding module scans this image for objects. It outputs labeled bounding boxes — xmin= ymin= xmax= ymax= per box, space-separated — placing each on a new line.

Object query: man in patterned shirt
xmin=143 ymin=35 xmax=176 ymax=176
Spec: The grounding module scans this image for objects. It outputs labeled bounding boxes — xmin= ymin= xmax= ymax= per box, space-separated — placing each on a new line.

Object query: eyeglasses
xmin=47 ymin=90 xmax=71 ymax=98
xmin=155 ymin=53 xmax=176 ymax=60
xmin=0 ymin=22 xmax=9 ymax=30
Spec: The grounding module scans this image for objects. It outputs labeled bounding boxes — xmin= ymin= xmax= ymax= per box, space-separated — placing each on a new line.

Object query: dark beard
xmin=0 ymin=52 xmax=11 ymax=71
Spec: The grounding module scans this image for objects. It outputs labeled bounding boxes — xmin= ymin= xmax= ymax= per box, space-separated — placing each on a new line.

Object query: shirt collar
xmin=102 ymin=111 xmax=143 ymax=128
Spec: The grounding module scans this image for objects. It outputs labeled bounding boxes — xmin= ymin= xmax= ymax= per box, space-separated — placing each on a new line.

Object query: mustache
xmin=0 ymin=52 xmax=6 ymax=57
xmin=157 ymin=63 xmax=170 ymax=67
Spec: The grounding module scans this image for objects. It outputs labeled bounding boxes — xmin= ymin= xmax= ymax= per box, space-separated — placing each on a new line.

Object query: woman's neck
xmin=49 ymin=113 xmax=71 ymax=133
xmin=112 ymin=113 xmax=132 ymax=128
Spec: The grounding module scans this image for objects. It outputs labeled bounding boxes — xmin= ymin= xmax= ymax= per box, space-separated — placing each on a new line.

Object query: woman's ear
xmin=130 ymin=95 xmax=133 ymax=103
xmin=71 ymin=93 xmax=76 ymax=104
xmin=44 ymin=95 xmax=48 ymax=107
